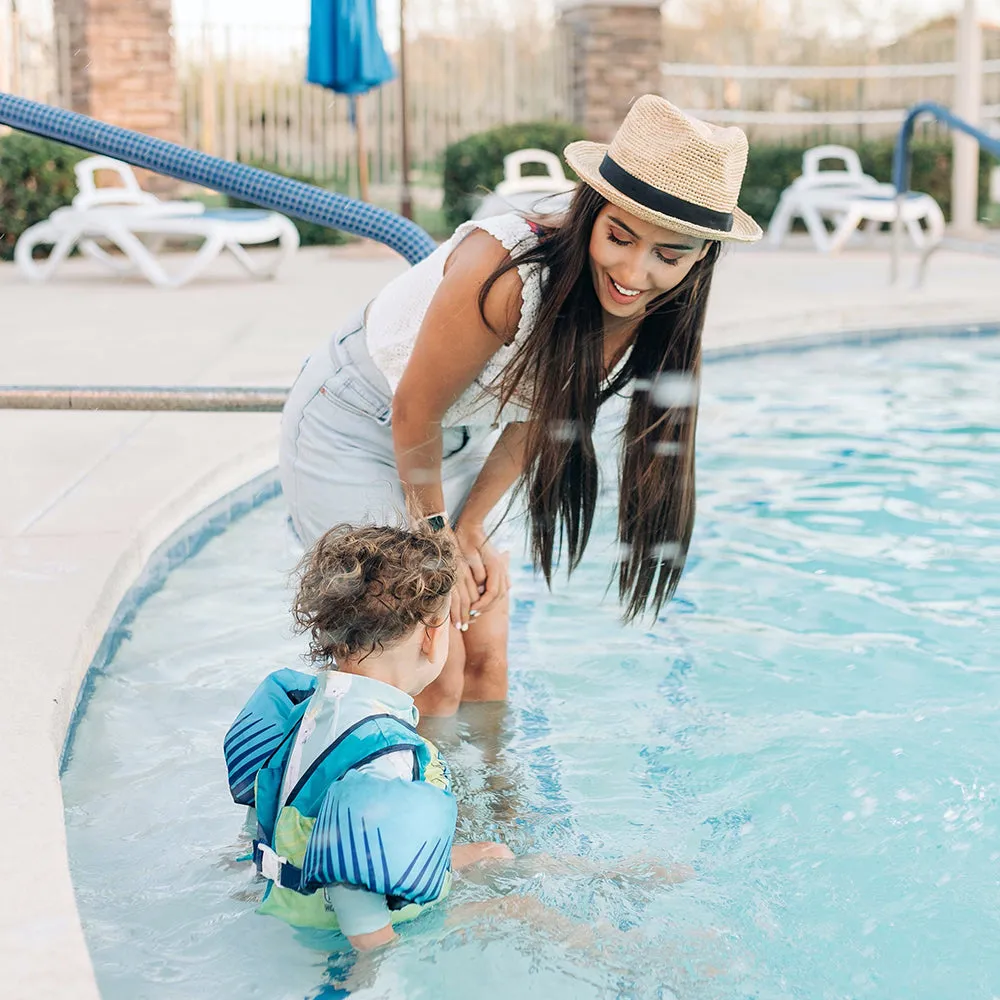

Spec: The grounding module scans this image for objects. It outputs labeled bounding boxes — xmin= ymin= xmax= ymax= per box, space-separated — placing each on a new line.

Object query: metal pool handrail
xmin=0 ymin=92 xmax=438 ymax=266
xmin=0 ymin=386 xmax=288 ymax=411
xmin=891 ymin=101 xmax=1000 ymax=285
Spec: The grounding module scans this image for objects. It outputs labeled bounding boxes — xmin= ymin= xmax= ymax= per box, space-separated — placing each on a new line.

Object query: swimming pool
xmin=62 ymin=333 xmax=1000 ymax=999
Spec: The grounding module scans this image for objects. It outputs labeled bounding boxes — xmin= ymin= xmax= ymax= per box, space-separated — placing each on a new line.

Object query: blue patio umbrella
xmin=308 ymin=0 xmax=396 ymax=202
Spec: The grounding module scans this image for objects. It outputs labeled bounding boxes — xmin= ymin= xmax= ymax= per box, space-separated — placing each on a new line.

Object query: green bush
xmin=442 ymin=121 xmax=586 ymax=230
xmin=443 ymin=126 xmax=996 ymax=233
xmin=0 ymin=131 xmax=84 ymax=262
xmin=227 ymin=163 xmax=349 ymax=247
xmin=739 ymin=139 xmax=997 ymax=228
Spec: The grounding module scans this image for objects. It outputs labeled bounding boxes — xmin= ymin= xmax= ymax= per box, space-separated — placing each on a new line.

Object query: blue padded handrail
xmin=0 ymin=92 xmax=438 ymax=265
xmin=893 ymin=101 xmax=1000 ymax=194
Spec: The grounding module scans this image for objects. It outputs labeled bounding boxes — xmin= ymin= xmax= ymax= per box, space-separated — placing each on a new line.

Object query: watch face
xmin=427 ymin=515 xmax=447 ymax=533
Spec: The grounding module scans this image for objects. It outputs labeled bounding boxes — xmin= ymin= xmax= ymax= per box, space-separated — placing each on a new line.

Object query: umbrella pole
xmin=399 ymin=0 xmax=413 ymax=220
xmin=355 ymin=93 xmax=370 ymax=203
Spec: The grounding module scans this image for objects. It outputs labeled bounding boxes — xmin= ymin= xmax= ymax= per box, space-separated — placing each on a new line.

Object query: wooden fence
xmin=2 ymin=11 xmax=569 ymax=192
xmin=0 ymin=10 xmax=61 ymax=108
xmin=8 ymin=8 xmax=998 ymax=176
xmin=174 ymin=22 xmax=571 ymax=192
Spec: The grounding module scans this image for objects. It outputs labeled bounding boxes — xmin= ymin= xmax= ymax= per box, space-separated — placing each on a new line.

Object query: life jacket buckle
xmin=256 ymin=842 xmax=289 ymax=884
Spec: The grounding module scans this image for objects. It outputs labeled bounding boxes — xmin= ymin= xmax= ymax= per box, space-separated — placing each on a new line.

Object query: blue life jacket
xmin=224 ymin=669 xmax=456 ymax=931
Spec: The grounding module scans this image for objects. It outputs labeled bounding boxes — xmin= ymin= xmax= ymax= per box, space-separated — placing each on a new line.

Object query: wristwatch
xmin=424 ymin=512 xmax=448 ymax=533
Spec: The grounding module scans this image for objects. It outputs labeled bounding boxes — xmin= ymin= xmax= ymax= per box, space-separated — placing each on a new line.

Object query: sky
xmin=13 ymin=0 xmax=1000 ymax=46
xmin=167 ymin=0 xmax=560 ymax=45
xmin=165 ymin=0 xmax=1000 ymax=39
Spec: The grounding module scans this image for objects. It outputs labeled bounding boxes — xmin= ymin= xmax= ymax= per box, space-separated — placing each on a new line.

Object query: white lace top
xmin=362 ymin=213 xmax=545 ymax=427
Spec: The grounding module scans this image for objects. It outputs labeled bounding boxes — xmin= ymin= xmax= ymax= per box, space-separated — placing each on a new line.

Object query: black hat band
xmin=598 ymin=154 xmax=734 ymax=233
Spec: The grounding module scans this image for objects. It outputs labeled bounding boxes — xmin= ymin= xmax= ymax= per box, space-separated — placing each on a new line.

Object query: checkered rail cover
xmin=0 ymin=92 xmax=438 ymax=266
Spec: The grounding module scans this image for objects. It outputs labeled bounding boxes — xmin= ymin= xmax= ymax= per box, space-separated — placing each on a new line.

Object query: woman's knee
xmin=464 ymin=646 xmax=508 ymax=682
xmin=463 ymin=651 xmax=508 ymax=702
xmin=461 ymin=596 xmax=509 ymax=694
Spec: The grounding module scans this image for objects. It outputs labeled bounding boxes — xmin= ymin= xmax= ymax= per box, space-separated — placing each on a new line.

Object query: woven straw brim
xmin=565 ymin=141 xmax=763 ymax=244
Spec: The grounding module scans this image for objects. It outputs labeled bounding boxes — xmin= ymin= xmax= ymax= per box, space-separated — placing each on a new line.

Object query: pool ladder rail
xmin=891 ymin=102 xmax=1000 ymax=287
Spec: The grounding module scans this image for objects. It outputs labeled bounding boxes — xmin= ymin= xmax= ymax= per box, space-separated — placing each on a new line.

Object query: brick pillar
xmin=558 ymin=0 xmax=664 ymax=141
xmin=52 ymin=0 xmax=182 ymax=192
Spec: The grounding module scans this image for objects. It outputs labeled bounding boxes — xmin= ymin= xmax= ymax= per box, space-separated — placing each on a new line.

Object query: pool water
xmin=62 ymin=336 xmax=1000 ymax=999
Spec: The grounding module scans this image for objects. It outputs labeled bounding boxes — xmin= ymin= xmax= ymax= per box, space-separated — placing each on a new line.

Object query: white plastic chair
xmin=15 ymin=156 xmax=299 ymax=287
xmin=496 ymin=149 xmax=573 ymax=196
xmin=473 ymin=148 xmax=576 ymax=220
xmin=827 ymin=191 xmax=946 ymax=254
xmin=767 ymin=144 xmax=895 ymax=251
xmin=70 ymin=156 xmax=196 ymax=213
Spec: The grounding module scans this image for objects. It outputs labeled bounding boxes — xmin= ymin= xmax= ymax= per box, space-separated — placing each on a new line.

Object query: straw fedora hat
xmin=564 ymin=95 xmax=763 ymax=243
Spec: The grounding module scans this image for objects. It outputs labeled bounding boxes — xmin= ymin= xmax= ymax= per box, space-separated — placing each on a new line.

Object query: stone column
xmin=52 ymin=0 xmax=182 ymax=191
xmin=558 ymin=0 xmax=664 ymax=141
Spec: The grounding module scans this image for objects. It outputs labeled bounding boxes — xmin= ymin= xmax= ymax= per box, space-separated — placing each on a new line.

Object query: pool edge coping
xmin=58 ymin=469 xmax=284 ymax=775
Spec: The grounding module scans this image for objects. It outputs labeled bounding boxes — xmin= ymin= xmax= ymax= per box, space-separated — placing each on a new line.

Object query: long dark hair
xmin=478 ymin=184 xmax=721 ymax=621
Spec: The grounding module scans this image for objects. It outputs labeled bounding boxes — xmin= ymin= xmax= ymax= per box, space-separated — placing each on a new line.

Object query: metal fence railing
xmin=663 ymin=59 xmax=1000 ymax=145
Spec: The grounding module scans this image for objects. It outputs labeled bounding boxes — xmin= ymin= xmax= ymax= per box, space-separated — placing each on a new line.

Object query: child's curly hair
xmin=293 ymin=523 xmax=458 ymax=665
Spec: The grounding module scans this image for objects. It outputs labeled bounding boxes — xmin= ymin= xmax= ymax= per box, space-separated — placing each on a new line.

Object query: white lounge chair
xmin=472 ymin=148 xmax=576 ymax=220
xmin=826 ymin=191 xmax=946 ymax=254
xmin=15 ymin=157 xmax=299 ymax=287
xmin=767 ymin=144 xmax=895 ymax=252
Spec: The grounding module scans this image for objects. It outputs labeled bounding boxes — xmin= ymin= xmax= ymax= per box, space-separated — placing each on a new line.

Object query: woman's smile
xmin=589 ymin=205 xmax=708 ymax=319
xmin=606 ymin=274 xmax=646 ymax=304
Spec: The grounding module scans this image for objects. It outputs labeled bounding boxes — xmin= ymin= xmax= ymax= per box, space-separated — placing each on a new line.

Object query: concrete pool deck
xmin=1 ymin=239 xmax=998 ymax=999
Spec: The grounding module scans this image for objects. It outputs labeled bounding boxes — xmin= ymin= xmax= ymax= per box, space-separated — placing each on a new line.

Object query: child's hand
xmin=451 ymin=841 xmax=515 ymax=870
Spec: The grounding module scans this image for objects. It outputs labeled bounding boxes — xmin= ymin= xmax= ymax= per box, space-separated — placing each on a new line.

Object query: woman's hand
xmin=454 ymin=522 xmax=510 ymax=618
xmin=449 ymin=545 xmax=480 ymax=633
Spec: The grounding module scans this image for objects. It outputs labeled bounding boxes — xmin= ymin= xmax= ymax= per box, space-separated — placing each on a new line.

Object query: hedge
xmin=0 ymin=135 xmax=347 ymax=260
xmin=0 ymin=131 xmax=84 ymax=262
xmin=443 ymin=123 xmax=997 ymax=232
xmin=740 ymin=140 xmax=997 ymax=227
xmin=442 ymin=121 xmax=586 ymax=230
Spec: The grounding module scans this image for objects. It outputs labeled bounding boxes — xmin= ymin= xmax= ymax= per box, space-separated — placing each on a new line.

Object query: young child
xmin=224 ymin=524 xmax=512 ymax=951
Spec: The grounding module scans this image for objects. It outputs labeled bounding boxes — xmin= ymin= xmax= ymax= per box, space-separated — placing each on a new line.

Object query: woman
xmin=279 ymin=95 xmax=763 ymax=717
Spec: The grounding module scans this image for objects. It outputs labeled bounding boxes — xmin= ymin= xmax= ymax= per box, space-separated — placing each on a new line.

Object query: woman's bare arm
xmin=391 ymin=230 xmax=523 ymax=521
xmin=459 ymin=421 xmax=531 ymax=531
xmin=455 ymin=420 xmax=532 ymax=612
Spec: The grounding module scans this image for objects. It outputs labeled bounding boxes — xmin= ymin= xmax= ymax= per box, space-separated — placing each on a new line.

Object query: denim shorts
xmin=279 ymin=311 xmax=501 ymax=545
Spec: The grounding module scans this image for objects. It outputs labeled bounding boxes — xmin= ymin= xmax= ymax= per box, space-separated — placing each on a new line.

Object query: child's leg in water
xmin=446 ymin=854 xmax=724 ymax=987
xmin=443 ymin=894 xmax=726 ymax=985
xmin=457 ymin=851 xmax=696 ymax=886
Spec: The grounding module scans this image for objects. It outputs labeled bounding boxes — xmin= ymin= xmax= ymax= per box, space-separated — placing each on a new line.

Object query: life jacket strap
xmin=254 ymin=840 xmax=304 ymax=892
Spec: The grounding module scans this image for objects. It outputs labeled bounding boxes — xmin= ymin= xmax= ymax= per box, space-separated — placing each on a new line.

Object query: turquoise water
xmin=63 ymin=335 xmax=1000 ymax=999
